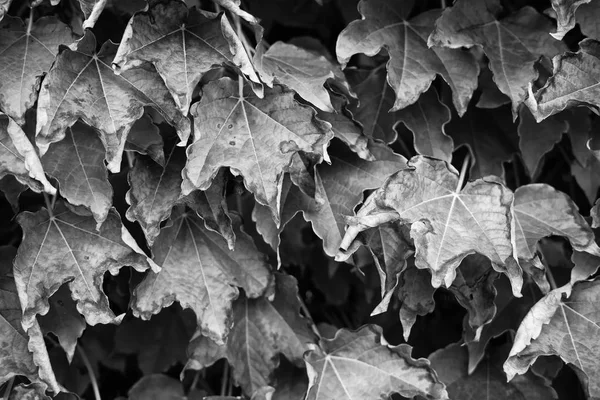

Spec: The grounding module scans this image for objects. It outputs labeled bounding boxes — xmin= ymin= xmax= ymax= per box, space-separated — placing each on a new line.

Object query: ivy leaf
xmin=0 ymin=16 xmax=75 ymax=124
xmin=132 ymin=206 xmax=272 ymax=344
xmin=428 ymin=0 xmax=565 ymax=115
xmin=526 ymin=39 xmax=600 ymax=122
xmin=255 ymin=41 xmax=351 ymax=112
xmin=182 ymin=78 xmax=332 ymax=225
xmin=0 ymin=246 xmax=60 ymax=393
xmin=304 ymin=324 xmax=449 ymax=400
xmin=576 ymin=1 xmax=600 ymax=40
xmin=38 ymin=284 xmax=86 ymax=363
xmin=396 ymin=86 xmax=453 ymax=163
xmin=186 ymin=273 xmax=315 ymax=396
xmin=431 ymin=343 xmax=557 ymax=400
xmin=549 ymin=0 xmax=592 ymax=40
xmin=125 ymin=141 xmax=185 ymax=246
xmin=7 ymin=383 xmax=51 ymax=400
xmin=446 ymin=104 xmax=518 ymax=179
xmin=337 ymin=1 xmax=478 ymax=115
xmin=0 ymin=113 xmax=56 ymax=195
xmin=13 ymin=201 xmax=153 ymax=330
xmin=397 ymin=262 xmax=436 ymax=340
xmin=113 ymin=0 xmax=261 ymax=114
xmin=36 ymin=30 xmax=191 ymax=173
xmin=571 ymin=155 xmax=600 ymax=204
xmin=42 ymin=122 xmax=113 ymax=229
xmin=504 ymin=280 xmax=600 ymax=399
xmin=254 ymin=140 xmax=405 ymax=261
xmin=124 ymin=115 xmax=165 ymax=166
xmin=0 ymin=0 xmax=11 ymax=21
xmin=339 ymin=156 xmax=522 ymax=295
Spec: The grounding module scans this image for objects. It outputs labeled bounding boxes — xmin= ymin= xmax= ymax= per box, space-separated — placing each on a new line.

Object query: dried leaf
xmin=127 ymin=374 xmax=186 ymax=400
xmin=549 ymin=0 xmax=592 ymax=39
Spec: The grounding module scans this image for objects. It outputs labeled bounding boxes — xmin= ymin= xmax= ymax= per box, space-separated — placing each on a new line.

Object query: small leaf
xmin=397 ymin=262 xmax=436 ymax=341
xmin=504 ymin=280 xmax=600 ymax=399
xmin=549 ymin=0 xmax=592 ymax=40
xmin=337 ymin=1 xmax=478 ymax=115
xmin=132 ymin=206 xmax=272 ymax=344
xmin=429 ymin=0 xmax=565 ymax=115
xmin=113 ymin=0 xmax=260 ymax=114
xmin=304 ymin=325 xmax=448 ymax=400
xmin=13 ymin=202 xmax=152 ymax=329
xmin=127 ymin=374 xmax=187 ymax=400
xmin=124 ymin=115 xmax=165 ymax=166
xmin=36 ymin=30 xmax=191 ymax=173
xmin=526 ymin=39 xmax=600 ymax=122
xmin=576 ymin=1 xmax=600 ymax=40
xmin=42 ymin=122 xmax=113 ymax=228
xmin=182 ymin=78 xmax=332 ymax=225
xmin=339 ymin=156 xmax=522 ymax=295
xmin=186 ymin=273 xmax=315 ymax=396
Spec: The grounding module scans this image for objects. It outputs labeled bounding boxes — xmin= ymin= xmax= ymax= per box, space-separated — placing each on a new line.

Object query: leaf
xmin=8 ymin=383 xmax=51 ymax=400
xmin=304 ymin=324 xmax=448 ymax=400
xmin=211 ymin=0 xmax=259 ymax=25
xmin=186 ymin=273 xmax=315 ymax=396
xmin=132 ymin=206 xmax=272 ymax=344
xmin=571 ymin=250 xmax=600 ymax=284
xmin=0 ymin=0 xmax=11 ymax=21
xmin=255 ymin=41 xmax=351 ymax=112
xmin=571 ymin=155 xmax=600 ymax=204
xmin=430 ymin=342 xmax=557 ymax=400
xmin=0 ymin=246 xmax=60 ymax=393
xmin=38 ymin=284 xmax=86 ymax=363
xmin=549 ymin=0 xmax=592 ymax=40
xmin=397 ymin=262 xmax=436 ymax=341
xmin=476 ymin=63 xmax=511 ymax=109
xmin=115 ymin=306 xmax=195 ymax=375
xmin=42 ymin=122 xmax=113 ymax=229
xmin=76 ymin=0 xmax=107 ymax=29
xmin=339 ymin=156 xmax=522 ymax=295
xmin=13 ymin=201 xmax=153 ymax=330
xmin=113 ymin=0 xmax=260 ymax=114
xmin=446 ymin=104 xmax=518 ymax=179
xmin=0 ymin=15 xmax=75 ymax=124
xmin=124 ymin=115 xmax=165 ymax=166
xmin=526 ymin=39 xmax=600 ymax=122
xmin=576 ymin=0 xmax=600 ymax=40
xmin=0 ymin=175 xmax=26 ymax=212
xmin=36 ymin=30 xmax=191 ymax=173
xmin=254 ymin=140 xmax=405 ymax=261
xmin=127 ymin=374 xmax=186 ymax=400
xmin=396 ymin=86 xmax=453 ymax=163
xmin=428 ymin=0 xmax=566 ymax=115
xmin=125 ymin=142 xmax=185 ymax=246
xmin=593 ymin=199 xmax=600 ymax=228
xmin=182 ymin=78 xmax=332 ymax=225
xmin=336 ymin=1 xmax=478 ymax=115
xmin=504 ymin=280 xmax=600 ymax=399
xmin=0 ymin=113 xmax=56 ymax=195
xmin=513 ymin=184 xmax=600 ymax=266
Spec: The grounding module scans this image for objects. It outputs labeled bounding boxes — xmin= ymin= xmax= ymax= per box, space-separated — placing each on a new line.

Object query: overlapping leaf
xmin=13 ymin=202 xmax=153 ymax=330
xmin=132 ymin=206 xmax=272 ymax=344
xmin=0 ymin=113 xmax=56 ymax=195
xmin=124 ymin=115 xmax=165 ymax=166
xmin=577 ymin=0 xmax=600 ymax=40
xmin=304 ymin=325 xmax=448 ymax=400
xmin=549 ymin=0 xmax=592 ymax=39
xmin=186 ymin=273 xmax=315 ymax=396
xmin=113 ymin=0 xmax=260 ymax=114
xmin=36 ymin=30 xmax=191 ymax=173
xmin=526 ymin=39 xmax=600 ymax=122
xmin=339 ymin=156 xmax=522 ymax=294
xmin=504 ymin=280 xmax=600 ymax=399
xmin=337 ymin=0 xmax=478 ymax=115
xmin=0 ymin=15 xmax=75 ymax=124
xmin=182 ymin=78 xmax=332 ymax=225
xmin=42 ymin=122 xmax=113 ymax=228
xmin=428 ymin=0 xmax=566 ymax=114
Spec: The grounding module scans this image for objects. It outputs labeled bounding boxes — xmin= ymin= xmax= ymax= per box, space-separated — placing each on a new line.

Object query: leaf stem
xmin=220 ymin=362 xmax=229 ymax=396
xmin=126 ymin=151 xmax=135 ymax=169
xmin=298 ymin=294 xmax=322 ymax=338
xmin=440 ymin=0 xmax=446 ymax=8
xmin=43 ymin=192 xmax=55 ymax=216
xmin=27 ymin=6 xmax=34 ymax=33
xmin=77 ymin=344 xmax=101 ymax=400
xmin=456 ymin=153 xmax=471 ymax=192
xmin=233 ymin=13 xmax=255 ymax=58
xmin=2 ymin=377 xmax=14 ymax=400
xmin=546 ymin=265 xmax=558 ymax=291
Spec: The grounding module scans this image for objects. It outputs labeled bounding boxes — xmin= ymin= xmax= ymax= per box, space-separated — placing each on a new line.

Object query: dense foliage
xmin=1 ymin=0 xmax=600 ymax=398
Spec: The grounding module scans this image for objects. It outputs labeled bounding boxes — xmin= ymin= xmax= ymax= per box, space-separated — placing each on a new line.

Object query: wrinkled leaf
xmin=304 ymin=325 xmax=448 ymax=400
xmin=549 ymin=0 xmax=592 ymax=39
xmin=397 ymin=262 xmax=436 ymax=341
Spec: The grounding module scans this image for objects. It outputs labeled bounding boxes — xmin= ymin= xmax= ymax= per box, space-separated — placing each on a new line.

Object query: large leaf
xmin=428 ymin=0 xmax=565 ymax=114
xmin=132 ymin=206 xmax=272 ymax=344
xmin=42 ymin=122 xmax=113 ymax=229
xmin=0 ymin=15 xmax=75 ymax=124
xmin=13 ymin=202 xmax=153 ymax=329
xmin=526 ymin=39 xmax=600 ymax=122
xmin=431 ymin=343 xmax=557 ymax=399
xmin=337 ymin=1 xmax=478 ymax=115
xmin=304 ymin=325 xmax=448 ymax=400
xmin=549 ymin=0 xmax=592 ymax=39
xmin=339 ymin=156 xmax=522 ymax=294
xmin=0 ymin=113 xmax=56 ymax=195
xmin=36 ymin=30 xmax=191 ymax=173
xmin=504 ymin=280 xmax=600 ymax=399
xmin=113 ymin=0 xmax=260 ymax=114
xmin=182 ymin=78 xmax=332 ymax=225
xmin=186 ymin=273 xmax=315 ymax=396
